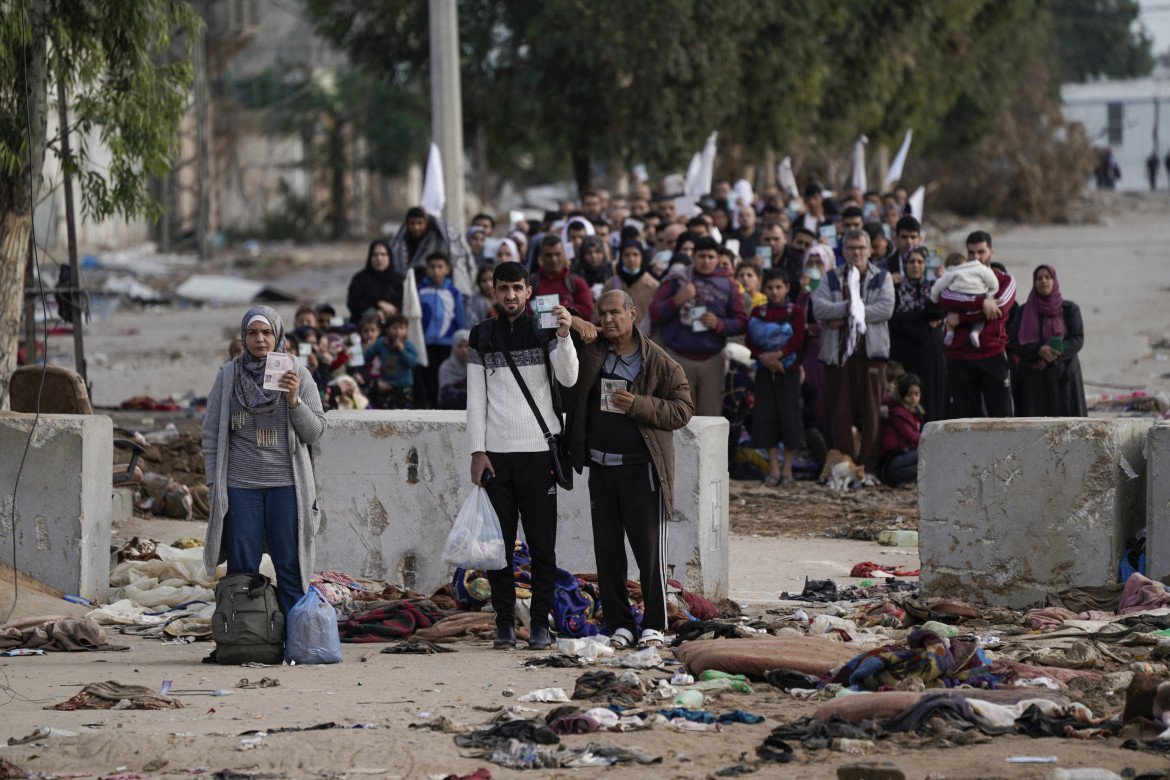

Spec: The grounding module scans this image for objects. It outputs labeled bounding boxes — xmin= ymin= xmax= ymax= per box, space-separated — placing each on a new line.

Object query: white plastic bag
xmin=285 ymin=586 xmax=342 ymax=664
xmin=442 ymin=487 xmax=506 ymax=570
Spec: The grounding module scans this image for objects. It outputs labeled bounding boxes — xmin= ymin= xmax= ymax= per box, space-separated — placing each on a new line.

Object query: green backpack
xmin=212 ymin=572 xmax=285 ymax=665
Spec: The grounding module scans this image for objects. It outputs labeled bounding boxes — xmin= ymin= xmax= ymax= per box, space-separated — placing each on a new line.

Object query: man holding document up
xmin=566 ymin=290 xmax=694 ymax=650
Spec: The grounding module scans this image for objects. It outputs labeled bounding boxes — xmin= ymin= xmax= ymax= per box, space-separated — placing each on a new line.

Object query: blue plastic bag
xmin=285 ymin=586 xmax=342 ymax=664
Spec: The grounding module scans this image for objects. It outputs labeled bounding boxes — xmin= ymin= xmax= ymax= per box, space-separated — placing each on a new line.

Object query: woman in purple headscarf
xmin=202 ymin=306 xmax=327 ymax=617
xmin=1008 ymin=264 xmax=1086 ymax=417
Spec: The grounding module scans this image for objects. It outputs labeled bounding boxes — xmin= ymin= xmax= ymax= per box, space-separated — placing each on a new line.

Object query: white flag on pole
xmin=885 ymin=129 xmax=913 ymax=187
xmin=907 ymin=185 xmax=925 ymax=226
xmin=778 ymin=156 xmax=799 ymax=200
xmin=421 ymin=142 xmax=445 ymax=217
xmin=851 ymin=135 xmax=868 ymax=192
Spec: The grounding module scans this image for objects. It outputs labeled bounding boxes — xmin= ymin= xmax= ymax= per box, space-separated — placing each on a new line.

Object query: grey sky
xmin=1138 ymin=0 xmax=1170 ymax=55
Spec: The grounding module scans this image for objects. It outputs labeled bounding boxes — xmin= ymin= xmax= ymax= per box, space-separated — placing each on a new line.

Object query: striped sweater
xmin=467 ymin=314 xmax=578 ymax=454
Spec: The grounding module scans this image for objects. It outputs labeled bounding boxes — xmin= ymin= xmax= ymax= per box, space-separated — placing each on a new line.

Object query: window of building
xmin=1107 ymin=102 xmax=1123 ymax=145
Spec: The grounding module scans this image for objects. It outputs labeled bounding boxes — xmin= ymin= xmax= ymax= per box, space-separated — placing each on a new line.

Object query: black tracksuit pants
xmin=588 ymin=461 xmax=667 ymax=635
xmin=484 ymin=450 xmax=557 ymax=630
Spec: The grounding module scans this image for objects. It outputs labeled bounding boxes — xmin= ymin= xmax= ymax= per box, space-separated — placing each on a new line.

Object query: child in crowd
xmin=465 ymin=265 xmax=496 ymax=328
xmin=418 ymin=251 xmax=466 ymax=407
xmin=363 ymin=314 xmax=418 ymax=409
xmin=879 ymin=373 xmax=924 ymax=488
xmin=438 ymin=329 xmax=470 ymax=410
xmin=292 ymin=325 xmax=332 ymax=393
xmin=745 ymin=270 xmax=806 ymax=487
xmin=930 ymin=251 xmax=999 ymax=347
xmin=315 ymin=303 xmax=339 ymax=332
xmin=881 ymin=360 xmax=905 ymax=420
xmin=327 ymin=374 xmax=370 ymax=411
xmin=294 ymin=305 xmax=318 ymax=330
xmin=736 ymin=262 xmax=766 ymax=309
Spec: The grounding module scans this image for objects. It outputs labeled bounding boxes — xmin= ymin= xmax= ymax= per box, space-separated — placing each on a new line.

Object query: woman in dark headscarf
xmin=202 ymin=306 xmax=327 ymax=617
xmin=1008 ymin=264 xmax=1086 ymax=417
xmin=888 ymin=246 xmax=947 ymax=422
xmin=346 ymin=239 xmax=405 ymax=324
xmin=574 ymin=235 xmax=612 ymax=290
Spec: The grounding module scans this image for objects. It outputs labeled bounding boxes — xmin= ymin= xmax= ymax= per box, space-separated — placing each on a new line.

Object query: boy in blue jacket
xmin=363 ymin=313 xmax=418 ymax=409
xmin=418 ymin=251 xmax=466 ymax=408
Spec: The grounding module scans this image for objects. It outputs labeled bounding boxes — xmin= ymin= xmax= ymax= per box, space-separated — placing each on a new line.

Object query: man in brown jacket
xmin=566 ymin=289 xmax=694 ymax=650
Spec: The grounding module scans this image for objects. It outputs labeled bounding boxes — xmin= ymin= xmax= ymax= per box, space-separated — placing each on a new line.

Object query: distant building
xmin=1061 ymin=63 xmax=1170 ymax=191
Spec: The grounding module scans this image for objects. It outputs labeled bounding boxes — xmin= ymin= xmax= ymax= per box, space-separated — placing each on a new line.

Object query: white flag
xmin=885 ymin=129 xmax=913 ymax=187
xmin=851 ymin=135 xmax=868 ymax=192
xmin=403 ymin=268 xmax=428 ymax=368
xmin=777 ymin=156 xmax=799 ymax=199
xmin=696 ymin=131 xmax=718 ymax=197
xmin=421 ymin=142 xmax=445 ymax=217
xmin=683 ymin=152 xmax=702 ymax=197
xmin=907 ymin=185 xmax=925 ymax=226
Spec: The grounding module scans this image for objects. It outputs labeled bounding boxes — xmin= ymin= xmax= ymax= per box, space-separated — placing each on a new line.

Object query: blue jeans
xmin=224 ymin=486 xmax=302 ymax=615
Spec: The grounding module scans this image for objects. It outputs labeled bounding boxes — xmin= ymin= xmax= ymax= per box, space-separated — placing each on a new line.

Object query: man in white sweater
xmin=467 ymin=258 xmax=579 ymax=650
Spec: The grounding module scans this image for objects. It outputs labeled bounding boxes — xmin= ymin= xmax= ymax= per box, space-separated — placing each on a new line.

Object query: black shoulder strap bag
xmin=492 ymin=323 xmax=574 ymax=490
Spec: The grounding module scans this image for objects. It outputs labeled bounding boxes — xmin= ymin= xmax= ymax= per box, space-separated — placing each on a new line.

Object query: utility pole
xmin=428 ymin=0 xmax=464 ymax=230
xmin=56 ymin=78 xmax=86 ymax=388
xmin=193 ymin=20 xmax=211 ymax=260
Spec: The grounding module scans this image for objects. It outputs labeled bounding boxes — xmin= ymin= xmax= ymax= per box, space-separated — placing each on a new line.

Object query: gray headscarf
xmin=231 ymin=305 xmax=287 ymax=446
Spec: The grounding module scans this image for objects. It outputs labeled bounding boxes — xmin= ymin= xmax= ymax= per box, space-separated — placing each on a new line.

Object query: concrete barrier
xmin=0 ymin=414 xmax=112 ymax=602
xmin=1147 ymin=421 xmax=1170 ymax=581
xmin=919 ymin=417 xmax=1152 ymax=608
xmin=312 ymin=411 xmax=729 ymax=599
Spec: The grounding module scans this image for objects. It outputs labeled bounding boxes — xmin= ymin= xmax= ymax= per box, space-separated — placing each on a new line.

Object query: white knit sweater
xmin=466 ymin=317 xmax=578 ymax=454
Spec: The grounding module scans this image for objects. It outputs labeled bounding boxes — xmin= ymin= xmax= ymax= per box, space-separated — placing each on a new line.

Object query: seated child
xmin=363 ymin=314 xmax=418 ymax=409
xmin=881 ymin=360 xmax=905 ymax=420
xmin=879 ymin=373 xmax=924 ymax=488
xmin=438 ymin=329 xmax=470 ymax=410
xmin=930 ymin=251 xmax=999 ymax=348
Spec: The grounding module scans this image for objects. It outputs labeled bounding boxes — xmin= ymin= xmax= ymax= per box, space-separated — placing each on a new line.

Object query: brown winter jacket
xmin=566 ymin=329 xmax=694 ymax=516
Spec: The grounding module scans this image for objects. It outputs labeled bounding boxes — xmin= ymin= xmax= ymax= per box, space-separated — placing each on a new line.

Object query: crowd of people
xmin=271 ymin=178 xmax=1086 ymax=490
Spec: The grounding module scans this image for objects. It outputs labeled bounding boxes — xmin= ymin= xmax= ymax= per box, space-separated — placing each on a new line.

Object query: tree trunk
xmin=572 ymin=152 xmax=592 ymax=196
xmin=0 ymin=0 xmax=48 ymax=409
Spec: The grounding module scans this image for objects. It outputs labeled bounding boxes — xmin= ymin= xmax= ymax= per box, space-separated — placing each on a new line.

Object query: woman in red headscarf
xmin=1008 ymin=264 xmax=1086 ymax=417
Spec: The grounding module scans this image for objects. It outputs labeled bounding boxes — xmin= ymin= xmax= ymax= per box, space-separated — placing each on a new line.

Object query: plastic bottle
xmin=672 ymin=689 xmax=703 ymax=708
xmin=877 ymin=530 xmax=919 ymax=547
xmin=1046 ymin=770 xmax=1123 ymax=780
xmin=698 ymin=670 xmax=748 ymax=682
xmin=670 ymin=673 xmax=694 ymax=686
xmin=832 ymin=738 xmax=874 ymax=752
xmin=213 ymin=690 xmax=235 ymax=696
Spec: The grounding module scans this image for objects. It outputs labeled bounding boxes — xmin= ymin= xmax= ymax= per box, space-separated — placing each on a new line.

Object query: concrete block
xmin=312 ymin=411 xmax=729 ymax=599
xmin=0 ymin=414 xmax=112 ymax=602
xmin=919 ymin=417 xmax=1152 ymax=608
xmin=1147 ymin=421 xmax=1170 ymax=581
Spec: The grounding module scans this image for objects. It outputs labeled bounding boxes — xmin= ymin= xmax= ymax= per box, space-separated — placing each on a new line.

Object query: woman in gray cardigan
xmin=202 ymin=305 xmax=326 ymax=615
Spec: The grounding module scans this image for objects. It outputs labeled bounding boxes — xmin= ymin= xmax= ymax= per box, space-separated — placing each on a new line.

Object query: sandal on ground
xmin=762 ymin=474 xmax=781 ymax=487
xmin=609 ymin=627 xmax=634 ymax=650
xmin=637 ymin=629 xmax=665 ymax=649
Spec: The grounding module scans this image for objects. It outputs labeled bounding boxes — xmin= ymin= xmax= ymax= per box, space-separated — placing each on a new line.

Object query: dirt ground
xmin=5 ymin=192 xmax=1170 ymax=777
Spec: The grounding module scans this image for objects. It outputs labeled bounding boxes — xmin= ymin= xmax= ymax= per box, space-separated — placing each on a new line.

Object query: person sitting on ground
xmin=649 ymin=236 xmax=748 ymax=416
xmin=881 ymin=360 xmax=905 ymax=420
xmin=746 ymin=270 xmax=807 ymax=487
xmin=930 ymin=250 xmax=999 ymax=348
xmin=465 ymin=265 xmax=497 ymax=328
xmin=438 ymin=329 xmax=470 ymax=410
xmin=346 ymin=240 xmax=404 ymax=326
xmin=879 ymin=373 xmax=923 ymax=488
xmin=363 ymin=314 xmax=418 ymax=409
xmin=602 ymin=241 xmax=660 ymax=335
xmin=418 ymin=251 xmax=467 ymax=408
xmin=327 ymin=374 xmax=370 ymax=411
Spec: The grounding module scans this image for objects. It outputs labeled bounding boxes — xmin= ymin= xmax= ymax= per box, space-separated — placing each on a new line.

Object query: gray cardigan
xmin=202 ymin=361 xmax=326 ymax=590
xmin=812 ymin=262 xmax=895 ymax=366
